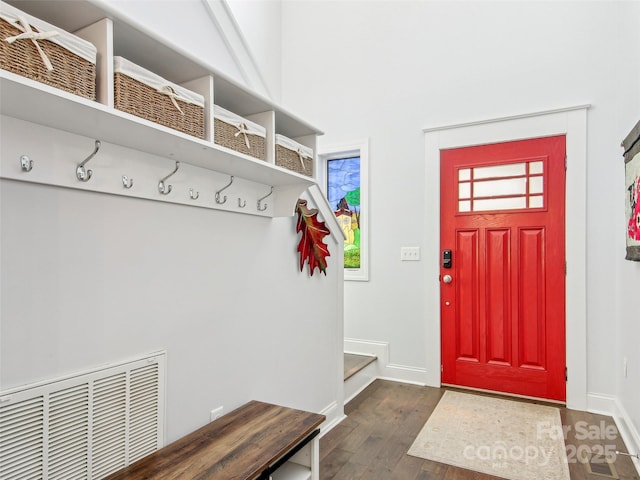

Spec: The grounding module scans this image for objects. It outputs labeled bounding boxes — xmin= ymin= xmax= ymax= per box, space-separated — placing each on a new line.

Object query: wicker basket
xmin=114 ymin=56 xmax=205 ymax=139
xmin=213 ymin=105 xmax=266 ymax=160
xmin=0 ymin=1 xmax=97 ymax=99
xmin=275 ymin=134 xmax=313 ymax=177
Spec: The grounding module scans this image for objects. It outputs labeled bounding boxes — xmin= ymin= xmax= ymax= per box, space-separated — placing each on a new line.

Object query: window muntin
xmin=457 ymin=158 xmax=546 ymax=213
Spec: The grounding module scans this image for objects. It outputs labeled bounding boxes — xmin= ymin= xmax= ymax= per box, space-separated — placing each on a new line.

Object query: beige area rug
xmin=408 ymin=390 xmax=570 ymax=480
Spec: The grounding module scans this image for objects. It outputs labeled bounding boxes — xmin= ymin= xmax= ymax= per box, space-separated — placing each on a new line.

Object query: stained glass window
xmin=327 ymin=156 xmax=361 ymax=269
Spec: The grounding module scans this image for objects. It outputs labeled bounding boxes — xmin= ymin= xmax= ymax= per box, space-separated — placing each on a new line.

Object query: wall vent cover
xmin=0 ymin=352 xmax=165 ymax=480
xmin=585 ymin=453 xmax=619 ymax=479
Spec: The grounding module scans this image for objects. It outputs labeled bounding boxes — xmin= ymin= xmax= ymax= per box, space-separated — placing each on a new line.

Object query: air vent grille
xmin=0 ymin=397 xmax=44 ymax=480
xmin=48 ymin=384 xmax=89 ymax=480
xmin=585 ymin=453 xmax=619 ymax=479
xmin=0 ymin=353 xmax=165 ymax=480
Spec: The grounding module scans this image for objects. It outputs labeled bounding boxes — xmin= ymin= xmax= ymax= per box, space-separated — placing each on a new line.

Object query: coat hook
xmin=76 ymin=140 xmax=101 ymax=182
xmin=215 ymin=176 xmax=234 ymax=204
xmin=158 ymin=161 xmax=180 ymax=195
xmin=122 ymin=175 xmax=134 ymax=189
xmin=257 ymin=186 xmax=273 ymax=211
xmin=20 ymin=155 xmax=33 ymax=172
xmin=238 ymin=197 xmax=246 ymax=208
xmin=189 ymin=188 xmax=200 ymax=200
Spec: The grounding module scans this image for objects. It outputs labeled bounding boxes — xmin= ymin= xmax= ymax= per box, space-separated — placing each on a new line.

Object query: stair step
xmin=344 ymin=353 xmax=377 ymax=381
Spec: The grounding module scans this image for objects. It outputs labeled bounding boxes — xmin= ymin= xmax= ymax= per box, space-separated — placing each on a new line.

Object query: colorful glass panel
xmin=327 ymin=156 xmax=361 ymax=269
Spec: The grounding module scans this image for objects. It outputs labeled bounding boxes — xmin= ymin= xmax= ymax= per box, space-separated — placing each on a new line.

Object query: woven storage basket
xmin=214 ymin=105 xmax=266 ymax=160
xmin=275 ymin=134 xmax=313 ymax=177
xmin=0 ymin=1 xmax=96 ymax=99
xmin=114 ymin=56 xmax=205 ymax=139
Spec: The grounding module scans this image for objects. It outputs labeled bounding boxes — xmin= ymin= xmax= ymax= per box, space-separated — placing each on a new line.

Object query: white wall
xmin=281 ymin=0 xmax=638 ymax=435
xmin=0 ymin=0 xmax=344 ymax=444
xmin=106 ymin=0 xmax=244 ymax=85
xmin=0 ymin=176 xmax=343 ymax=442
xmin=615 ymin=0 xmax=640 ymax=459
xmin=227 ymin=0 xmax=283 ymax=101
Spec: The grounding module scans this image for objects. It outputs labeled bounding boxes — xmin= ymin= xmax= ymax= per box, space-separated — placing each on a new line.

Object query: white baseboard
xmin=381 ymin=364 xmax=428 ymax=385
xmin=586 ymin=392 xmax=617 ymax=416
xmin=318 ymin=401 xmax=346 ymax=438
xmin=344 ymin=361 xmax=378 ymax=404
xmin=344 ymin=338 xmax=389 ymax=363
xmin=587 ymin=392 xmax=640 ymax=475
xmin=344 ymin=338 xmax=429 ymax=385
xmin=613 ymin=398 xmax=640 ymax=475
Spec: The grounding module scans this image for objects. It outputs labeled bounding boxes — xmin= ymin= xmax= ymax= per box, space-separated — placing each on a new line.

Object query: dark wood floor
xmin=320 ymin=380 xmax=639 ymax=480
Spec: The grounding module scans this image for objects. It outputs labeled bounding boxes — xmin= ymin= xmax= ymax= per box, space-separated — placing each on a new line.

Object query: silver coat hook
xmin=20 ymin=155 xmax=33 ymax=172
xmin=122 ymin=175 xmax=134 ymax=189
xmin=76 ymin=140 xmax=101 ymax=182
xmin=257 ymin=186 xmax=273 ymax=211
xmin=158 ymin=161 xmax=180 ymax=195
xmin=215 ymin=176 xmax=234 ymax=204
xmin=238 ymin=197 xmax=246 ymax=208
xmin=189 ymin=188 xmax=200 ymax=200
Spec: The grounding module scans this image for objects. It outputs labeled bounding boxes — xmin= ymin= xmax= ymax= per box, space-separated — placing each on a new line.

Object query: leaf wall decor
xmin=295 ymin=199 xmax=331 ymax=276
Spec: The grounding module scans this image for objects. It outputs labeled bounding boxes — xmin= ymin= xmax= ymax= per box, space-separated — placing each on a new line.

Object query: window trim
xmin=318 ymin=139 xmax=369 ymax=282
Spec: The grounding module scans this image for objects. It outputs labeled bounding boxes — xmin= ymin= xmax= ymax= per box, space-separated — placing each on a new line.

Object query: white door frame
xmin=423 ymin=105 xmax=589 ymax=411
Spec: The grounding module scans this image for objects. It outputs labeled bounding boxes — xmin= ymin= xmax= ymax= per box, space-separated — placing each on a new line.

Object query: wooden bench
xmin=104 ymin=400 xmax=325 ymax=480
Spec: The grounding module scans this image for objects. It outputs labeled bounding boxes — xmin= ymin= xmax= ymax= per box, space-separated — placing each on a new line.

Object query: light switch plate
xmin=401 ymin=246 xmax=420 ymax=261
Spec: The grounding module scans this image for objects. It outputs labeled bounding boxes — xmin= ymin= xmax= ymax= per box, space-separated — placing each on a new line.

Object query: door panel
xmin=486 ymin=228 xmax=509 ymax=365
xmin=519 ymin=227 xmax=545 ymax=369
xmin=456 ymin=229 xmax=479 ymax=361
xmin=440 ymin=135 xmax=566 ymax=402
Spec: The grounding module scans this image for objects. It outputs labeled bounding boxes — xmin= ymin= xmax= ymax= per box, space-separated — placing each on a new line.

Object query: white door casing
xmin=423 ymin=105 xmax=589 ymax=410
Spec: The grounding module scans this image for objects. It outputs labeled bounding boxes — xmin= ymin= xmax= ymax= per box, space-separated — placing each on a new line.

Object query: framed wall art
xmin=623 ymin=119 xmax=640 ymax=261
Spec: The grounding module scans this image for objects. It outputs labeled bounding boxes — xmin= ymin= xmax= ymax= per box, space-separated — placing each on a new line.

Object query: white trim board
xmin=588 ymin=393 xmax=640 ymax=476
xmin=203 ymin=0 xmax=271 ymax=99
xmin=422 ymin=105 xmax=592 ymax=134
xmin=344 ymin=362 xmax=378 ymax=405
xmin=318 ymin=401 xmax=346 ymax=438
xmin=306 ymin=184 xmax=346 ymax=244
xmin=613 ymin=398 xmax=640 ymax=475
xmin=423 ymin=105 xmax=590 ymax=411
xmin=344 ymin=338 xmax=429 ymax=386
xmin=344 ymin=338 xmax=389 ymax=367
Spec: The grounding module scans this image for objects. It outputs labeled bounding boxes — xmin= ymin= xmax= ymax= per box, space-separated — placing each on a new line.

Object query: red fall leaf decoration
xmin=295 ymin=199 xmax=331 ymax=276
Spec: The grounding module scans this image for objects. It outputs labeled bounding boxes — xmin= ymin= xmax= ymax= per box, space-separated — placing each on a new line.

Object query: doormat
xmin=407 ymin=390 xmax=570 ymax=480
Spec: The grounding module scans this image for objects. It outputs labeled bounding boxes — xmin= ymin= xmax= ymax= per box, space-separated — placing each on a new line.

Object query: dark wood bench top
xmin=104 ymin=400 xmax=325 ymax=480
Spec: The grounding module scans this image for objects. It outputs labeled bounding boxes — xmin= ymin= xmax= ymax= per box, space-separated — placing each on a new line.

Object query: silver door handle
xmin=443 ymin=274 xmax=453 ymax=284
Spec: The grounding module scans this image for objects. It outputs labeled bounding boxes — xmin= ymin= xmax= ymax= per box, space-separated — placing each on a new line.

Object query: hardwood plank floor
xmin=344 ymin=353 xmax=377 ymax=380
xmin=320 ymin=380 xmax=639 ymax=480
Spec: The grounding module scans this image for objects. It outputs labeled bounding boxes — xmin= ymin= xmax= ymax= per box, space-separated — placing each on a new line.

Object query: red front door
xmin=440 ymin=136 xmax=566 ymax=402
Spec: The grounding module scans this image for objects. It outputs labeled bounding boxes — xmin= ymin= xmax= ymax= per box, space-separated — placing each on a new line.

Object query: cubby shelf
xmin=0 ymin=0 xmax=322 ymax=217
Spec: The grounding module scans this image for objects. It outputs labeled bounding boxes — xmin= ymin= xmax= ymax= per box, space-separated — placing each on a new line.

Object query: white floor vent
xmin=0 ymin=352 xmax=165 ymax=480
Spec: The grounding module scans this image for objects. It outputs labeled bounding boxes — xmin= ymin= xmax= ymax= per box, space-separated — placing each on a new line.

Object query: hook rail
xmin=257 ymin=186 xmax=274 ymax=211
xmin=215 ymin=176 xmax=234 ymax=204
xmin=159 ymin=161 xmax=180 ymax=195
xmin=76 ymin=140 xmax=101 ymax=182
